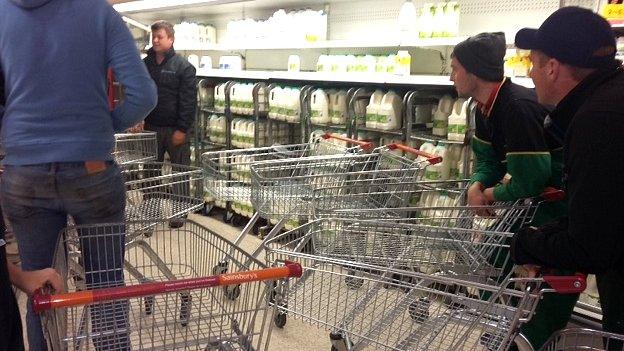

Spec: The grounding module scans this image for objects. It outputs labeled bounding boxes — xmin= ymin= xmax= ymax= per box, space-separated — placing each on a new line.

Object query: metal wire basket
xmin=113 ymin=132 xmax=157 ymax=165
xmin=37 ymin=220 xmax=298 ymax=351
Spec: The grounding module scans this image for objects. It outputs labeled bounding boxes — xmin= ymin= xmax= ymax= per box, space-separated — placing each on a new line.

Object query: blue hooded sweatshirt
xmin=0 ymin=0 xmax=157 ymax=165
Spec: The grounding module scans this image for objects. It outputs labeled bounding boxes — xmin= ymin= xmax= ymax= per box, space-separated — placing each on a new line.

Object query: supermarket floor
xmin=15 ymin=212 xmax=331 ymax=351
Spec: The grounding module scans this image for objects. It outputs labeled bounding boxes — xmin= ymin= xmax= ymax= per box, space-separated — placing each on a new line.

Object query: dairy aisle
xmin=19 ymin=0 xmax=619 ymax=350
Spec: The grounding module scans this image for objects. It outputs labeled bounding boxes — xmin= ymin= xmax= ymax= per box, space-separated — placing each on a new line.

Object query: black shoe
xmin=169 ymin=218 xmax=185 ymax=229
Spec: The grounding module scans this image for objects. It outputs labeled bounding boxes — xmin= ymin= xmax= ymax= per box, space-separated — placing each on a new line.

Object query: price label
xmin=602 ymin=4 xmax=624 ymax=20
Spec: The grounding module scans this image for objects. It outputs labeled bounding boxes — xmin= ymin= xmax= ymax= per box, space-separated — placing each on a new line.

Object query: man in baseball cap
xmin=511 ymin=7 xmax=624 ymax=346
xmin=451 ymin=32 xmax=576 ymax=350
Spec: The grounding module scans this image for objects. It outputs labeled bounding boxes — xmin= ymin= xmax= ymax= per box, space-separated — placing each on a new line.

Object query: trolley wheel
xmin=224 ymin=284 xmax=241 ymax=300
xmin=144 ymin=296 xmax=155 ymax=315
xmin=257 ymin=226 xmax=270 ymax=239
xmin=408 ymin=297 xmax=430 ymax=323
xmin=201 ymin=203 xmax=214 ymax=216
xmin=344 ymin=275 xmax=364 ymax=290
xmin=479 ymin=332 xmax=504 ymax=351
xmin=179 ymin=293 xmax=192 ymax=327
xmin=329 ymin=332 xmax=351 ymax=351
xmin=222 ymin=211 xmax=233 ymax=223
xmin=212 ymin=261 xmax=228 ymax=276
xmin=274 ymin=312 xmax=287 ymax=328
xmin=231 ymin=214 xmax=245 ymax=227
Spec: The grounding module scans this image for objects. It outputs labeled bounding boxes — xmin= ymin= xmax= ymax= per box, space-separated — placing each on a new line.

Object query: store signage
xmin=603 ymin=3 xmax=624 ymax=20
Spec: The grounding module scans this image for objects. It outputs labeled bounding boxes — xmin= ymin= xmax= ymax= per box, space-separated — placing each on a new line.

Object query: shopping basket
xmin=123 ymin=162 xmax=204 ymax=224
xmin=539 ymin=328 xmax=624 ymax=351
xmin=311 ymin=179 xmax=469 ymax=219
xmin=36 ymin=220 xmax=302 ymax=351
xmin=250 ymin=143 xmax=441 ymax=221
xmin=113 ymin=132 xmax=157 ymax=165
xmin=202 ymin=133 xmax=371 ymax=206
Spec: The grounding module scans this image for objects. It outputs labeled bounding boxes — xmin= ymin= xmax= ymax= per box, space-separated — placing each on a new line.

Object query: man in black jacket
xmin=512 ymin=7 xmax=624 ymax=342
xmin=143 ymin=20 xmax=197 ymax=167
xmin=142 ymin=20 xmax=197 ymax=228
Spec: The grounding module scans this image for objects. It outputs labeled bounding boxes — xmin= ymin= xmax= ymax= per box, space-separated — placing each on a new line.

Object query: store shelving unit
xmin=196 ymin=68 xmax=535 ymax=87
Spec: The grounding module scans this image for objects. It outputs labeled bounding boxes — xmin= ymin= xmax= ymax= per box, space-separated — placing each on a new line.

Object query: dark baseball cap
xmin=515 ymin=6 xmax=616 ymax=68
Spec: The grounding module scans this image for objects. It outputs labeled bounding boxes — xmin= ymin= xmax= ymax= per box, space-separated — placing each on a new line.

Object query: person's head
xmin=151 ymin=20 xmax=175 ymax=54
xmin=451 ymin=32 xmax=507 ymax=98
xmin=515 ymin=7 xmax=617 ymax=105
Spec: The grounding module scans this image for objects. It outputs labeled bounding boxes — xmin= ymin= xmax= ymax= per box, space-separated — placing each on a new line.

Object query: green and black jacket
xmin=471 ymin=78 xmax=564 ymax=222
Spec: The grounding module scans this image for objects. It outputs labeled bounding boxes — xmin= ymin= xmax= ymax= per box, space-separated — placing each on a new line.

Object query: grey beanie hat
xmin=452 ymin=32 xmax=506 ymax=82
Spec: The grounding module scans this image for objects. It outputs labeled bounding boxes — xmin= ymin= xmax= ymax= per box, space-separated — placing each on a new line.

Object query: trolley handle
xmin=32 ymin=261 xmax=302 ymax=313
xmin=522 ymin=270 xmax=586 ymax=294
xmin=540 ymin=187 xmax=566 ymax=202
xmin=387 ymin=143 xmax=443 ymax=165
xmin=321 ymin=133 xmax=373 ymax=150
xmin=542 ymin=273 xmax=586 ymax=294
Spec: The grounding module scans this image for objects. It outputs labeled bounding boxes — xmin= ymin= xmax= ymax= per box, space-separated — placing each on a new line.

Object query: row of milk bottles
xmin=214 ymin=83 xmax=227 ymax=113
xmin=365 ymin=90 xmax=403 ymax=130
xmin=309 ymin=89 xmax=349 ymax=126
xmin=418 ymin=142 xmax=467 ymax=181
xmin=213 ymin=82 xmax=269 ymax=116
xmin=231 ymin=119 xmax=290 ymax=148
xmin=269 ymin=87 xmax=300 ymax=122
xmin=207 ymin=114 xmax=227 ymax=144
xmin=432 ymin=94 xmax=469 ymax=141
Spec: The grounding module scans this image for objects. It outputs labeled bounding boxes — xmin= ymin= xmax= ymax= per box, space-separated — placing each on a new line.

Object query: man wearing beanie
xmin=511 ymin=7 xmax=624 ymax=347
xmin=451 ymin=32 xmax=577 ymax=349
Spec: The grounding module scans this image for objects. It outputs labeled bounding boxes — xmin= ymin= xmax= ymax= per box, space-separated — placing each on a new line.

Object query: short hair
xmin=532 ymin=50 xmax=594 ymax=82
xmin=151 ymin=20 xmax=174 ymax=38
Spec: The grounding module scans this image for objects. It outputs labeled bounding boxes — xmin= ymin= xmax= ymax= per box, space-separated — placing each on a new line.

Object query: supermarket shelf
xmin=268 ymin=118 xmax=302 ymax=125
xmin=410 ymin=132 xmax=465 ymax=145
xmin=356 ymin=126 xmax=404 ymax=136
xmin=309 ymin=122 xmax=346 ymax=129
xmin=177 ymin=37 xmax=468 ymax=51
xmin=200 ymin=107 xmax=224 ymax=114
xmin=197 ymin=69 xmax=454 ymax=86
xmin=197 ymin=69 xmax=535 ymax=88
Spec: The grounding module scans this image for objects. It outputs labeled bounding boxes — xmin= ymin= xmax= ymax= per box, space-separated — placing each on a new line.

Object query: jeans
xmin=1 ymin=161 xmax=128 ymax=351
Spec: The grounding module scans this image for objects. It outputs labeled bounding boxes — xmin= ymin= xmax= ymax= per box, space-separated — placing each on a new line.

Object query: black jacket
xmin=511 ymin=63 xmax=624 ymax=273
xmin=143 ymin=48 xmax=197 ymax=132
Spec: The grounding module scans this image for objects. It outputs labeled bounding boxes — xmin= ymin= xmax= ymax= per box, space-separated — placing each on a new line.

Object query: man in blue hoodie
xmin=0 ymin=0 xmax=157 ymax=349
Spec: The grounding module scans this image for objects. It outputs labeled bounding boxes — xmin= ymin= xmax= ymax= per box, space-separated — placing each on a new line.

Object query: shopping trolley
xmin=35 ymin=220 xmax=302 ymax=351
xmin=113 ymin=132 xmax=157 ymax=165
xmin=250 ymin=143 xmax=441 ymax=224
xmin=58 ymin=163 xmax=206 ymax=299
xmin=202 ymin=133 xmax=371 ymax=269
xmin=539 ymin=328 xmax=624 ymax=351
xmin=266 ymin=230 xmax=585 ymax=351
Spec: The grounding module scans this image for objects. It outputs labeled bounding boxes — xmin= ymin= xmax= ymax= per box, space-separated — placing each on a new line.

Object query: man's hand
xmin=127 ymin=121 xmax=144 ymax=133
xmin=516 ymin=264 xmax=541 ymax=278
xmin=10 ymin=266 xmax=63 ymax=296
xmin=467 ymin=182 xmax=495 ymax=217
xmin=483 ymin=187 xmax=496 ymax=202
xmin=172 ymin=130 xmax=186 ymax=147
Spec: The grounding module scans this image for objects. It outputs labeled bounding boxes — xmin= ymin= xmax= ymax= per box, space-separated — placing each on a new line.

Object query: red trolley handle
xmin=321 ymin=133 xmax=373 ymax=150
xmin=542 ymin=273 xmax=586 ymax=294
xmin=33 ymin=261 xmax=302 ymax=313
xmin=540 ymin=187 xmax=566 ymax=202
xmin=387 ymin=143 xmax=443 ymax=165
